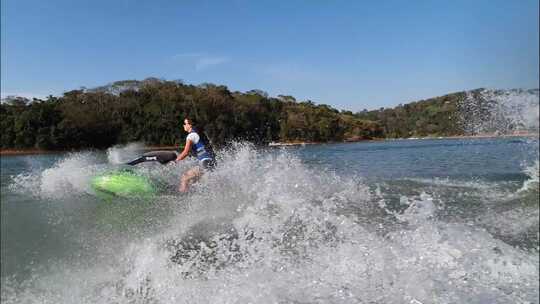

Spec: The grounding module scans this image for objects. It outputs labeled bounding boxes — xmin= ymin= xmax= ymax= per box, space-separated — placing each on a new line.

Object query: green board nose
xmin=91 ymin=171 xmax=156 ymax=200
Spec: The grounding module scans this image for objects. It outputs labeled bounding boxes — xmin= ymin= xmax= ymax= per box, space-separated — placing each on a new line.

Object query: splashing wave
xmin=2 ymin=144 xmax=538 ymax=303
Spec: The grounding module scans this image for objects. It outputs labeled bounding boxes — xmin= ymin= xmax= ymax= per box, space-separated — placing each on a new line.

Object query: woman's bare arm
xmin=176 ymin=139 xmax=192 ymax=161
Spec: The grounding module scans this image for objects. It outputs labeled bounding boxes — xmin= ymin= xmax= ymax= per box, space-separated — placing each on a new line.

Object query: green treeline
xmin=3 ymin=79 xmax=531 ymax=150
xmin=355 ymin=88 xmax=539 ymax=138
xmin=1 ymin=78 xmax=384 ymax=150
xmin=355 ymin=91 xmax=466 ymax=138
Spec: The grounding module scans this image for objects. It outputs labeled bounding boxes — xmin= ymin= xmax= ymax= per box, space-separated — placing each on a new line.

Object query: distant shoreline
xmin=0 ymin=146 xmax=181 ymax=156
xmin=1 ymin=133 xmax=537 ymax=155
xmin=390 ymin=132 xmax=539 ymax=141
xmin=268 ymin=133 xmax=539 ymax=146
xmin=0 ymin=149 xmax=63 ymax=156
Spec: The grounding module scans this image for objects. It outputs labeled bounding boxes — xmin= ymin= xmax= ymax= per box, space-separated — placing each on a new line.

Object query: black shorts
xmin=199 ymin=158 xmax=216 ymax=171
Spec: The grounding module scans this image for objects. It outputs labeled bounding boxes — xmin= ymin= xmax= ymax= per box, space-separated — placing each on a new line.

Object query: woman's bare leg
xmin=179 ymin=167 xmax=202 ymax=192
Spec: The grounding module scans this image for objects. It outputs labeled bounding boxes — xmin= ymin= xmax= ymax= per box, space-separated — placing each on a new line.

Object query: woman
xmin=175 ymin=118 xmax=216 ymax=192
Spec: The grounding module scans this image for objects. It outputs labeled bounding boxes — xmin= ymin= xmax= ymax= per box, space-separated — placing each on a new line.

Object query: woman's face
xmin=183 ymin=120 xmax=192 ymax=132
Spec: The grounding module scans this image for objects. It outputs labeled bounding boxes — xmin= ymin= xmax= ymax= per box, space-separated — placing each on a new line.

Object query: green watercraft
xmin=91 ymin=150 xmax=177 ymax=200
xmin=91 ymin=170 xmax=157 ymax=200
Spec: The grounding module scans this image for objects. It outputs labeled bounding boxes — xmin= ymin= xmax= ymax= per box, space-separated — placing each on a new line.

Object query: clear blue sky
xmin=1 ymin=0 xmax=538 ymax=110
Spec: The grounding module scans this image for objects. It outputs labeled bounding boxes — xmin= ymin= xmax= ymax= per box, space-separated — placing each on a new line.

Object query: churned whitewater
xmin=1 ymin=90 xmax=539 ymax=304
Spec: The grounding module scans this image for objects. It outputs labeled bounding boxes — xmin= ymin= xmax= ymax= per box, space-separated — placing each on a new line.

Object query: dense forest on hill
xmin=354 ymin=91 xmax=466 ymax=138
xmin=1 ymin=78 xmax=536 ymax=150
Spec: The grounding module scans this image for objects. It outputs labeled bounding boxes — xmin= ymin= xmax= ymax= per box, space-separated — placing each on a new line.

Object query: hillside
xmin=1 ymin=79 xmax=537 ymax=150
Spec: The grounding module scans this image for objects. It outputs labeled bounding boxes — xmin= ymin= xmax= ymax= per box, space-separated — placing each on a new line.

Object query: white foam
xmin=2 ymin=145 xmax=538 ymax=303
xmin=519 ymin=160 xmax=539 ymax=193
xmin=460 ymin=89 xmax=539 ymax=135
xmin=9 ymin=152 xmax=103 ymax=199
xmin=107 ymin=142 xmax=146 ymax=165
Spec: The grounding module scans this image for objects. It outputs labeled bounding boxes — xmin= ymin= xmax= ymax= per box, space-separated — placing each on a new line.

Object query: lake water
xmin=1 ymin=137 xmax=538 ymax=303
